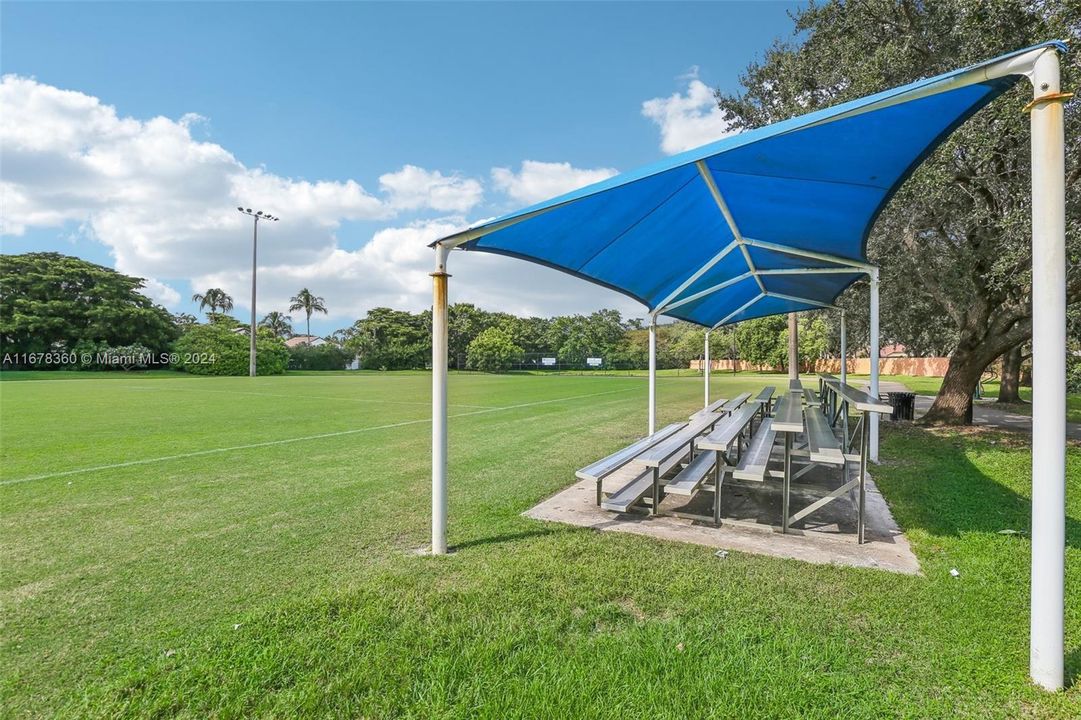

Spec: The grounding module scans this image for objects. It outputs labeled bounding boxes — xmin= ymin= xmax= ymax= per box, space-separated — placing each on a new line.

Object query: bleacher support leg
xmin=782 ymin=432 xmax=792 ymax=533
xmin=857 ymin=411 xmax=869 ymax=544
xmin=650 ymin=467 xmax=660 ymax=516
xmin=713 ymin=453 xmax=723 ymax=525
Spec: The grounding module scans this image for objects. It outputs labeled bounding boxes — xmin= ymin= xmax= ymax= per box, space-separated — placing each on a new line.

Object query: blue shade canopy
xmin=435 ymin=41 xmax=1066 ymax=328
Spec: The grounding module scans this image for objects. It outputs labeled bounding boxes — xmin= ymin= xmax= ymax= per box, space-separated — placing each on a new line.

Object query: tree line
xmin=2 ymin=251 xmax=1078 ymax=414
xmin=0 ymin=252 xmax=843 ymax=374
xmin=330 ymin=303 xmax=839 ymax=373
xmin=0 ymin=253 xmax=350 ymax=373
xmin=185 ymin=286 xmax=328 ymax=343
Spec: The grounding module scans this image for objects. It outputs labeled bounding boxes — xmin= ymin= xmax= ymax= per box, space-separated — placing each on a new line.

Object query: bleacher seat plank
xmin=754 ymin=386 xmax=775 ymax=405
xmin=665 ymin=451 xmax=716 ymax=496
xmin=691 ymin=398 xmax=727 ymax=419
xmin=721 ymin=392 xmax=751 ymax=413
xmin=697 ymin=404 xmax=758 ymax=451
xmin=771 ymin=394 xmax=804 ymax=433
xmin=732 ymin=418 xmax=777 ymax=481
xmin=823 ymin=379 xmax=892 ymax=414
xmin=602 ymin=440 xmax=695 ymax=512
xmin=635 ymin=412 xmax=721 ymax=467
xmin=803 ymin=388 xmax=821 ymax=407
xmin=600 ymin=467 xmax=654 ymax=512
xmin=576 ymin=422 xmax=683 ymax=482
xmin=805 ymin=408 xmax=844 ymax=464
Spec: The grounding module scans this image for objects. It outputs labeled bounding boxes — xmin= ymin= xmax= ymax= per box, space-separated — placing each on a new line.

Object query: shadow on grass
xmin=1067 ymin=645 xmax=1081 ymax=689
xmin=877 ymin=424 xmax=1081 ymax=550
xmin=879 ymin=424 xmax=1080 ymax=689
xmin=452 ymin=529 xmax=554 ymax=552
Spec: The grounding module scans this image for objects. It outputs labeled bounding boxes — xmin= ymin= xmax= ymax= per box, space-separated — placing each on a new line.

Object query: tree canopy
xmin=191 ymin=288 xmax=233 ymax=317
xmin=259 ymin=311 xmax=294 ymax=338
xmin=467 ymin=327 xmax=523 ymax=373
xmin=0 ymin=252 xmax=178 ymax=361
xmin=289 ymin=288 xmax=328 ymax=343
xmin=714 ymin=0 xmax=1079 ymax=422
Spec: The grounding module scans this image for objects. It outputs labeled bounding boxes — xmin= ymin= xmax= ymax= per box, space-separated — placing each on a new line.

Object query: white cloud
xmin=641 ymin=68 xmax=737 ymax=155
xmin=491 ymin=160 xmax=617 ymax=205
xmin=0 ymin=75 xmax=645 ymax=324
xmin=379 ymin=165 xmax=483 ymax=213
xmin=194 ymin=217 xmax=642 ymax=325
xmin=141 ymin=278 xmax=181 ymax=307
xmin=0 ymin=75 xmax=482 ymax=302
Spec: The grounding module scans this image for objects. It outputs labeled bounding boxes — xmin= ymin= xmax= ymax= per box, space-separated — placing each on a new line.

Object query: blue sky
xmin=1 ymin=1 xmax=803 ymax=335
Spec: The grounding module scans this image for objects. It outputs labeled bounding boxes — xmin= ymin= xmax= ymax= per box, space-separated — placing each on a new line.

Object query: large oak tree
xmin=714 ymin=0 xmax=1079 ymax=423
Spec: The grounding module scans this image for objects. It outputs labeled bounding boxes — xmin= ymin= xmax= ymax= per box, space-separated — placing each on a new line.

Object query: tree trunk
xmin=919 ymin=282 xmax=1035 ymax=424
xmin=997 ymin=345 xmax=1024 ymax=404
xmin=922 ymin=350 xmax=986 ymax=424
xmin=307 ymin=314 xmax=312 ymax=345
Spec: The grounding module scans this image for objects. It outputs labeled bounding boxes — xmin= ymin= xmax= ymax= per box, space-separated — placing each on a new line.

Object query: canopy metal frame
xmin=426 ymin=43 xmax=1068 ymax=692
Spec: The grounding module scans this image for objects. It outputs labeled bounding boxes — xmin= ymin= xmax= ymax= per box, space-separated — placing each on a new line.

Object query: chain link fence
xmin=449 ymin=351 xmax=700 ymax=376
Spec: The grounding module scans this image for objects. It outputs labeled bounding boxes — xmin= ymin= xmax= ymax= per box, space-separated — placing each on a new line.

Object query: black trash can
xmin=887 ymin=391 xmax=916 ymax=421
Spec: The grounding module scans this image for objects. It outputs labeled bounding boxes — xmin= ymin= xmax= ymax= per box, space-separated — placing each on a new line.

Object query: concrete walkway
xmin=852 ymin=379 xmax=1080 ymax=440
xmin=913 ymin=395 xmax=1081 ymax=440
xmin=852 ymin=380 xmax=1080 ymax=440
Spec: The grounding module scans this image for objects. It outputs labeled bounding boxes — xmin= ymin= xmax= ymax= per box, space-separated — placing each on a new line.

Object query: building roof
xmin=285 ymin=335 xmax=325 ymax=348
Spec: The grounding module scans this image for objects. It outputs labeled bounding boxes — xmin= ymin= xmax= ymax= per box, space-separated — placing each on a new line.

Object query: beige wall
xmin=690 ymin=357 xmax=952 ymax=377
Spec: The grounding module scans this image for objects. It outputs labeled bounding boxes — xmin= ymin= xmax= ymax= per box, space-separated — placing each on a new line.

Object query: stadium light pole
xmin=237 ymin=208 xmax=279 ymax=377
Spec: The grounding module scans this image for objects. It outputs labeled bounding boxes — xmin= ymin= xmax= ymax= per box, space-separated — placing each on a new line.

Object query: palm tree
xmin=191 ymin=288 xmax=234 ymax=317
xmin=288 ymin=288 xmax=328 ymax=344
xmin=259 ymin=311 xmax=293 ymax=338
xmin=172 ymin=312 xmax=198 ymax=329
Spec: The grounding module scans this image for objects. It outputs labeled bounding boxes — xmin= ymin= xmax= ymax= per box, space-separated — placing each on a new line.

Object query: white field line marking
xmin=118 ymin=384 xmax=497 ymax=410
xmin=1 ymin=387 xmax=639 ymax=487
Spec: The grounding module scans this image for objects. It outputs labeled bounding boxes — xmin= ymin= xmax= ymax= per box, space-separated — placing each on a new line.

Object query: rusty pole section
xmin=431 ymin=244 xmax=450 ymax=555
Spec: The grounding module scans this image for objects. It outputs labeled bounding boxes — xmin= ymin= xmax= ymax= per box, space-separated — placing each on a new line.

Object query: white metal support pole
xmin=869 ymin=268 xmax=880 ymax=462
xmin=1028 ymin=47 xmax=1065 ymax=692
xmin=788 ymin=312 xmax=799 ymax=381
xmin=840 ymin=310 xmax=848 ymax=385
xmin=648 ymin=317 xmax=657 ymax=435
xmin=704 ymin=330 xmax=711 ymax=409
xmin=431 ymin=244 xmax=451 ymax=555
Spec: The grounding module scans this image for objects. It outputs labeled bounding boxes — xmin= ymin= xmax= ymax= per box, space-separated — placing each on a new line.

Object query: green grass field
xmin=1 ymin=370 xmax=1079 ymax=718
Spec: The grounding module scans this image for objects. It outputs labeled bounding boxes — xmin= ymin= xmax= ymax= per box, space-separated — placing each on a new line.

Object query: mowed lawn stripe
xmin=0 ymin=373 xmax=644 ymax=480
xmin=0 ymin=385 xmax=642 ymax=486
xmin=2 ymin=374 xmax=683 ymax=715
xmin=6 ymin=372 xmax=1072 ymax=718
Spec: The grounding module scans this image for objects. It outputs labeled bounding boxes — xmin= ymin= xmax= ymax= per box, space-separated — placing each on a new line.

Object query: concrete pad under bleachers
xmin=524 ymin=454 xmax=920 ymax=575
